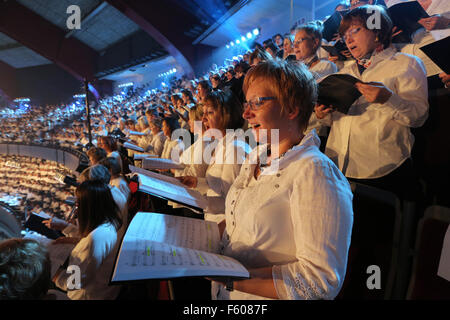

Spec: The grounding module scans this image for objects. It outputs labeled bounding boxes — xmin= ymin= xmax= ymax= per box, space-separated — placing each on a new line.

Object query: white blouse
xmin=195 ymin=132 xmax=251 ymax=223
xmin=321 ymin=47 xmax=429 ymax=179
xmin=305 ymin=59 xmax=338 ymax=137
xmin=160 ymin=138 xmax=184 ymax=161
xmin=217 ymin=130 xmax=353 ymax=300
xmin=54 ymin=223 xmax=121 ymax=300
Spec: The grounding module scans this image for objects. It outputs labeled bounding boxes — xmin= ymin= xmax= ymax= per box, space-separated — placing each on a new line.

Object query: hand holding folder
xmin=317 ymin=74 xmax=362 ymax=114
xmin=388 ymin=1 xmax=429 ymax=43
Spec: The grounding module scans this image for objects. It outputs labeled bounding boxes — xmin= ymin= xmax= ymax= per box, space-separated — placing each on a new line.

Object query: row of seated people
xmin=0 ymin=155 xmax=75 ymax=222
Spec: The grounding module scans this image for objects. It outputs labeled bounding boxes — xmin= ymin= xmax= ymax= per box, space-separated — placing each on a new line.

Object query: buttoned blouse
xmin=322 ymin=47 xmax=429 ymax=179
xmin=195 ymin=132 xmax=251 ymax=223
xmin=160 ymin=138 xmax=184 ymax=160
xmin=217 ymin=130 xmax=353 ymax=300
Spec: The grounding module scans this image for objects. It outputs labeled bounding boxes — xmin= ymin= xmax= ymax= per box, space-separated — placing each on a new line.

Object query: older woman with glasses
xmin=294 ymin=21 xmax=338 ymax=149
xmin=209 ymin=59 xmax=353 ymax=300
xmin=315 ymin=5 xmax=428 ymax=200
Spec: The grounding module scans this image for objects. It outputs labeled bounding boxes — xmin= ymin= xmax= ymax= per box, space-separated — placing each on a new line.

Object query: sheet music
xmin=142 ymin=157 xmax=185 ymax=170
xmin=123 ymin=142 xmax=144 ymax=152
xmin=130 ymin=165 xmax=184 ymax=186
xmin=111 ymin=212 xmax=249 ymax=282
xmin=133 ymin=153 xmax=157 ymax=160
xmin=128 ymin=130 xmax=146 ymax=136
xmin=125 ymin=212 xmax=219 ymax=252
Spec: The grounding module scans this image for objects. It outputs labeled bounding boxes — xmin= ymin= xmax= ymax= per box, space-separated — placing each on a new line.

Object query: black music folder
xmin=24 ymin=212 xmax=64 ymax=240
xmin=388 ymin=1 xmax=429 ymax=43
xmin=318 ymin=74 xmax=362 ymax=114
xmin=419 ymin=36 xmax=450 ymax=74
xmin=322 ymin=10 xmax=348 ymax=42
xmin=322 ymin=40 xmax=349 ymax=60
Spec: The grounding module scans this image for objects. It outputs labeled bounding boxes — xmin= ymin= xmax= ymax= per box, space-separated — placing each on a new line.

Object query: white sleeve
xmin=272 ymin=159 xmax=353 ymax=300
xmin=375 ymin=56 xmax=429 ymax=128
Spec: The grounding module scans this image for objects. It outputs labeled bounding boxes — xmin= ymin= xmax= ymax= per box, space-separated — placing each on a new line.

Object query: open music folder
xmin=317 ymin=74 xmax=362 ymax=114
xmin=142 ymin=157 xmax=185 ymax=170
xmin=123 ymin=141 xmax=145 ymax=152
xmin=129 ymin=165 xmax=207 ymax=212
xmin=110 ymin=212 xmax=250 ymax=283
xmin=419 ymin=36 xmax=450 ymax=75
xmin=388 ymin=1 xmax=429 ymax=43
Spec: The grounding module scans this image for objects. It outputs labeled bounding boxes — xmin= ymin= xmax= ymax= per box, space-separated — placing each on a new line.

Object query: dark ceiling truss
xmin=0 ymin=0 xmax=98 ymax=82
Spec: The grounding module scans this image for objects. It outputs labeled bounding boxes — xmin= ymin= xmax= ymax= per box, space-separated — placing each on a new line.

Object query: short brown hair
xmin=203 ymin=90 xmax=244 ymax=130
xmin=242 ymin=59 xmax=318 ymax=132
xmin=87 ymin=147 xmax=107 ymax=164
xmin=339 ymin=5 xmax=393 ymax=49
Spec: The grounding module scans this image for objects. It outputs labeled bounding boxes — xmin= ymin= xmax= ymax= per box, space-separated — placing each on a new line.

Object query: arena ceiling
xmin=0 ymin=0 xmax=340 ymax=86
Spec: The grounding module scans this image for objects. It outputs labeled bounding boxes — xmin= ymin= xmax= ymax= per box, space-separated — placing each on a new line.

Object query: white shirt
xmin=161 ymin=138 xmax=184 ymax=161
xmin=323 ymin=47 xmax=429 ymax=179
xmin=217 ymin=130 xmax=353 ymax=300
xmin=305 ymin=59 xmax=338 ymax=137
xmin=110 ymin=185 xmax=128 ymax=236
xmin=195 ymin=132 xmax=251 ymax=223
xmin=54 ymin=223 xmax=121 ymax=300
xmin=146 ymin=131 xmax=166 ymax=157
xmin=310 ymin=59 xmax=338 ymax=80
xmin=110 ymin=176 xmax=131 ymax=201
xmin=175 ymin=135 xmax=210 ymax=178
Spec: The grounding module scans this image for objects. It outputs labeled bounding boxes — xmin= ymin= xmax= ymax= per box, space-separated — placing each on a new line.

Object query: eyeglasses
xmin=294 ymin=37 xmax=313 ymax=46
xmin=243 ymin=97 xmax=276 ymax=111
xmin=343 ymin=26 xmax=362 ymax=42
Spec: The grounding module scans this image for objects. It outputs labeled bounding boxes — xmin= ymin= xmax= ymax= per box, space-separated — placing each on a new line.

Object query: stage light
xmin=241 ymin=36 xmax=246 ymax=42
xmin=226 ymin=44 xmax=230 ymax=49
xmin=172 ymin=68 xmax=176 ymax=72
xmin=230 ymin=41 xmax=234 ymax=46
xmin=253 ymin=28 xmax=259 ymax=36
xmin=247 ymin=32 xmax=252 ymax=39
xmin=236 ymin=39 xmax=240 ymax=44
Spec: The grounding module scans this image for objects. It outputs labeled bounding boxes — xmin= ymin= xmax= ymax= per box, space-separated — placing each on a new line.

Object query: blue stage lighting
xmin=241 ymin=36 xmax=246 ymax=42
xmin=236 ymin=39 xmax=240 ymax=44
xmin=247 ymin=32 xmax=252 ymax=39
xmin=253 ymin=28 xmax=259 ymax=36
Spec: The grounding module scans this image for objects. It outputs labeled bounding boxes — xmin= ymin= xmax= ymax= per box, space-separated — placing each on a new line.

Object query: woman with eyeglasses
xmin=294 ymin=22 xmax=338 ymax=149
xmin=315 ymin=5 xmax=428 ymax=200
xmin=294 ymin=22 xmax=338 ymax=80
xmin=208 ymin=59 xmax=353 ymax=300
xmin=52 ymin=180 xmax=123 ymax=300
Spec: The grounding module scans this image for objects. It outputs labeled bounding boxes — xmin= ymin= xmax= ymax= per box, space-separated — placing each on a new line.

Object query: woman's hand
xmin=328 ymin=55 xmax=339 ymax=63
xmin=391 ymin=26 xmax=403 ymax=39
xmin=341 ymin=50 xmax=352 ymax=58
xmin=315 ymin=104 xmax=334 ymax=119
xmin=176 ymin=176 xmax=198 ymax=188
xmin=354 ymin=81 xmax=393 ymax=104
xmin=439 ymin=72 xmax=450 ymax=88
xmin=42 ymin=216 xmax=69 ymax=231
xmin=419 ymin=15 xmax=450 ymax=31
xmin=52 ymin=236 xmax=80 ymax=245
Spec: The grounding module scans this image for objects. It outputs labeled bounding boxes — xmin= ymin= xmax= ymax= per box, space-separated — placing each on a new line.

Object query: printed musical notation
xmin=111 ymin=212 xmax=249 ymax=282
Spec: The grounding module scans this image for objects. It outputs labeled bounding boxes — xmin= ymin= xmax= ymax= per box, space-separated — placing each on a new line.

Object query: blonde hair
xmin=243 ymin=60 xmax=317 ymax=132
